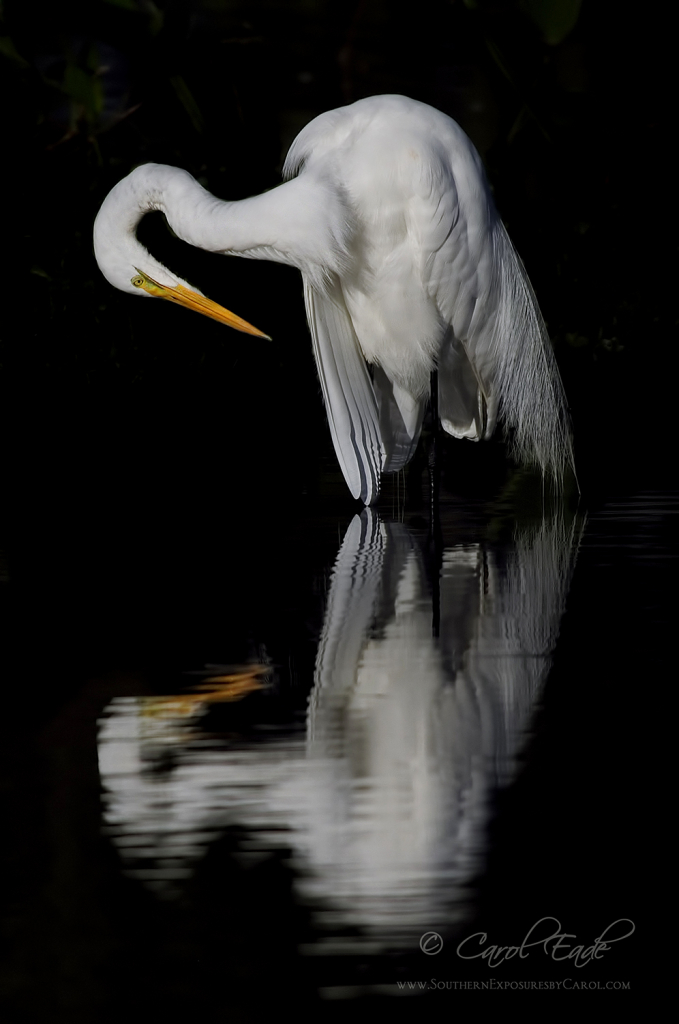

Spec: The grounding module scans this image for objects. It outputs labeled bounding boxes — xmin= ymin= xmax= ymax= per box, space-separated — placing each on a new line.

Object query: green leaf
xmin=63 ymin=63 xmax=103 ymax=121
xmin=169 ymin=75 xmax=205 ymax=134
xmin=520 ymin=0 xmax=583 ymax=46
xmin=0 ymin=33 xmax=29 ymax=67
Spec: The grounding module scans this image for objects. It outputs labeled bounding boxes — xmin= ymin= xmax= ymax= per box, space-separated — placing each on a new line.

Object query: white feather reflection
xmin=98 ymin=507 xmax=580 ymax=946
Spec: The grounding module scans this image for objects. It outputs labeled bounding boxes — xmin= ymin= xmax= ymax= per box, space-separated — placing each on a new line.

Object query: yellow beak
xmin=131 ymin=269 xmax=271 ymax=339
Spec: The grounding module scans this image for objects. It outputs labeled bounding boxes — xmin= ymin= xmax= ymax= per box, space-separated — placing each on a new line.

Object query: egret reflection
xmin=98 ymin=505 xmax=580 ymax=948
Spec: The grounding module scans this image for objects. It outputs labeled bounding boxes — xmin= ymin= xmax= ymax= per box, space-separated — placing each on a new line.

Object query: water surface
xmin=2 ymin=479 xmax=666 ymax=1017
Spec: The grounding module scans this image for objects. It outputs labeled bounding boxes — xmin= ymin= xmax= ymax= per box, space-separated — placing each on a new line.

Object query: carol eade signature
xmin=456 ymin=917 xmax=635 ymax=968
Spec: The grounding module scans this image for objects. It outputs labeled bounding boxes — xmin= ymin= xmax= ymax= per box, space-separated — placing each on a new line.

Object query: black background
xmin=0 ymin=1 xmax=672 ymax=1019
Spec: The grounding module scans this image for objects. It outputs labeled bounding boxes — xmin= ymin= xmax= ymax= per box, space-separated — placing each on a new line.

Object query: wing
xmin=303 ymin=279 xmax=384 ymax=503
xmin=415 ymin=137 xmax=573 ymax=482
xmin=372 ymin=365 xmax=426 ymax=473
xmin=410 ymin=146 xmax=500 ymax=443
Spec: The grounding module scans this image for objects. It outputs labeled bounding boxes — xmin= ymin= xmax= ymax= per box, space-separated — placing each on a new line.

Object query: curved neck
xmin=95 ymin=162 xmax=350 ymax=295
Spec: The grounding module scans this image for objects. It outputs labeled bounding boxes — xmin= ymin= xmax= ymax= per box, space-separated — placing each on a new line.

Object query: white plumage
xmin=94 ymin=94 xmax=574 ymax=502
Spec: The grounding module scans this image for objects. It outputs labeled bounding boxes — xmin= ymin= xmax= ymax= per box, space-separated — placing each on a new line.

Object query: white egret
xmin=94 ymin=94 xmax=574 ymax=503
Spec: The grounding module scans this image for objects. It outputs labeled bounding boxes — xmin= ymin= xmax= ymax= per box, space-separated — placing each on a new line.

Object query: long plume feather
xmin=490 ymin=222 xmax=575 ymax=486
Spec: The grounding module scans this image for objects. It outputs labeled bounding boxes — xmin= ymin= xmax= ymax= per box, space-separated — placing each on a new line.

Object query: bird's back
xmin=285 ymin=95 xmax=574 ymax=487
xmin=284 ymin=96 xmax=499 ymax=399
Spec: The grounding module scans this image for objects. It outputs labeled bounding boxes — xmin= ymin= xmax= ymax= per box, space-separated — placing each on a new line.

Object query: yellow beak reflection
xmin=131 ymin=269 xmax=271 ymax=339
xmin=139 ymin=665 xmax=270 ymax=724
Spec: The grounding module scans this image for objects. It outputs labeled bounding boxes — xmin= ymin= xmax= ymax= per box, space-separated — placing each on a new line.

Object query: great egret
xmin=94 ymin=94 xmax=574 ymax=503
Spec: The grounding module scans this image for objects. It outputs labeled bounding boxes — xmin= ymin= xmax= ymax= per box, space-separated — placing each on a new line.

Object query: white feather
xmin=303 ymin=279 xmax=383 ymax=503
xmin=94 ymin=94 xmax=575 ymax=500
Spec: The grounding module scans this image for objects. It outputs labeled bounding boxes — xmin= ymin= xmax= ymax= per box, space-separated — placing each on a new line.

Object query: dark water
xmin=1 ymin=448 xmax=669 ymax=1019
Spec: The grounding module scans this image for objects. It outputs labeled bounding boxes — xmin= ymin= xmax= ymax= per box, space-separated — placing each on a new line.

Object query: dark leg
xmin=429 ymin=369 xmax=442 ymax=637
xmin=428 ymin=369 xmax=440 ymax=520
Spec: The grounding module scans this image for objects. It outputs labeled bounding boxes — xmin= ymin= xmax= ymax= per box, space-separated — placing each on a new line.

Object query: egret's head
xmin=93 ymin=166 xmax=270 ymax=339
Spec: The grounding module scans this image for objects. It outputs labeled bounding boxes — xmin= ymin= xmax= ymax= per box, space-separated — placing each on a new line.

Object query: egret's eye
xmin=131 ymin=274 xmax=145 ymax=288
